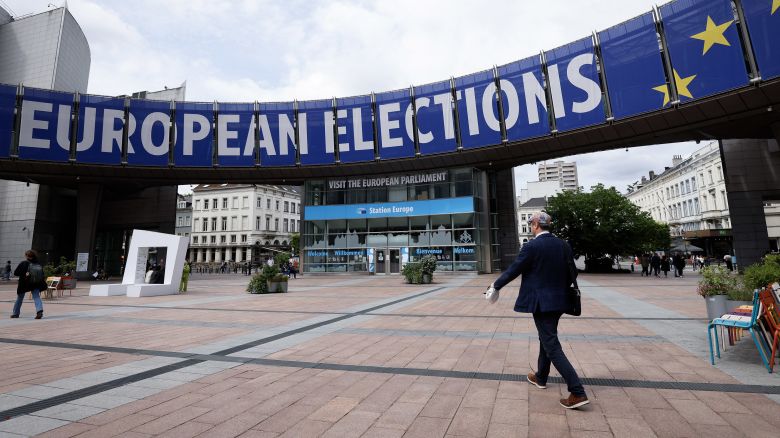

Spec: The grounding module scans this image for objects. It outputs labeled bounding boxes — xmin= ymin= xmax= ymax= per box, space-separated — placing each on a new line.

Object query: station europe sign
xmin=1 ymin=0 xmax=778 ymax=166
xmin=304 ymin=197 xmax=474 ymax=221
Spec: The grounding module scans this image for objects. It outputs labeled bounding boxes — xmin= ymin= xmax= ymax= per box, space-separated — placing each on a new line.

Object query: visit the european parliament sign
xmin=1 ymin=0 xmax=778 ymax=164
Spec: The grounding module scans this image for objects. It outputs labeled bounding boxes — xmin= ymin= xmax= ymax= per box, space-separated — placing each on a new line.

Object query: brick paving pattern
xmin=0 ymin=270 xmax=778 ymax=437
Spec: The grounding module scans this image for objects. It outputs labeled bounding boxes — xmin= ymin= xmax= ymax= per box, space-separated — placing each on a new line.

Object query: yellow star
xmin=653 ymin=84 xmax=670 ymax=107
xmin=674 ymin=69 xmax=696 ymax=100
xmin=652 ymin=70 xmax=696 ymax=106
xmin=690 ymin=16 xmax=734 ymax=55
xmin=773 ymin=0 xmax=779 ymax=14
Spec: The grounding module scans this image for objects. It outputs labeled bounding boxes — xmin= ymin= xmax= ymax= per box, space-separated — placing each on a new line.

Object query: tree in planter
xmin=742 ymin=254 xmax=780 ymax=291
xmin=401 ymin=262 xmax=423 ymax=284
xmin=269 ymin=273 xmax=289 ymax=293
xmin=419 ymin=255 xmax=438 ymax=283
xmin=247 ymin=264 xmax=280 ymax=294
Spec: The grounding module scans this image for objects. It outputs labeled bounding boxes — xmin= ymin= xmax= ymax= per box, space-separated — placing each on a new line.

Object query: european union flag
xmin=598 ymin=11 xmax=669 ymax=119
xmin=741 ymin=0 xmax=780 ymax=80
xmin=659 ymin=0 xmax=749 ymax=104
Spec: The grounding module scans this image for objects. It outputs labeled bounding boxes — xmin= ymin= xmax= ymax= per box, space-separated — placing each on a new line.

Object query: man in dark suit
xmin=490 ymin=211 xmax=588 ymax=409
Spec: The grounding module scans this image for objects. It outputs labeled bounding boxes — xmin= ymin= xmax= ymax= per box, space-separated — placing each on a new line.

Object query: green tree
xmin=290 ymin=233 xmax=300 ymax=256
xmin=545 ymin=184 xmax=669 ymax=271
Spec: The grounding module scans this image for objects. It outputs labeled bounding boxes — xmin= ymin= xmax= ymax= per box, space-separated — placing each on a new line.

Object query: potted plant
xmin=726 ymin=276 xmax=753 ymax=311
xmin=697 ymin=266 xmax=735 ymax=320
xmin=742 ymin=254 xmax=780 ymax=291
xmin=267 ymin=273 xmax=289 ymax=293
xmin=246 ymin=264 xmax=280 ymax=294
xmin=420 ymin=255 xmax=437 ymax=284
xmin=401 ymin=262 xmax=423 ymax=284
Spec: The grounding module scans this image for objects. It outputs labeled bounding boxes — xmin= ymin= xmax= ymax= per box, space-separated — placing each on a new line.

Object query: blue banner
xmin=126 ymin=99 xmax=170 ymax=167
xmin=544 ymin=37 xmax=605 ymax=132
xmin=660 ymin=0 xmax=748 ymax=102
xmin=454 ymin=69 xmax=502 ymax=149
xmin=258 ymin=102 xmax=297 ymax=166
xmin=0 ymin=84 xmax=14 ymax=158
xmin=304 ymin=196 xmax=474 ymax=220
xmin=18 ymin=88 xmax=73 ymax=162
xmin=174 ymin=101 xmax=213 ymax=167
xmin=298 ymin=99 xmax=336 ymax=165
xmin=414 ymin=80 xmax=457 ymax=155
xmin=335 ymin=95 xmax=375 ymax=163
xmin=741 ymin=0 xmax=780 ymax=80
xmin=216 ymin=102 xmax=255 ymax=167
xmin=599 ymin=12 xmax=669 ymax=117
xmin=498 ymin=55 xmax=550 ymax=141
xmin=375 ymin=89 xmax=416 ymax=159
xmin=76 ymin=94 xmax=125 ymax=164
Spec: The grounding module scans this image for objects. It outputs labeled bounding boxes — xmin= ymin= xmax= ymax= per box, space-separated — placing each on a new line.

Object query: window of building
xmin=708 ymin=170 xmax=713 ymax=184
xmin=685 ymin=180 xmax=690 ymax=193
xmin=691 ymin=178 xmax=697 ymax=191
xmin=210 ymin=235 xmax=216 ymax=244
xmin=291 ymin=203 xmax=296 ymax=214
xmin=220 ymin=235 xmax=226 ymax=244
xmin=186 ymin=217 xmax=191 ymax=226
xmin=257 ymin=197 xmax=262 ymax=208
xmin=194 ymin=218 xmax=199 ymax=230
xmin=266 ymin=216 xmax=271 ymax=230
xmin=203 ymin=199 xmax=209 ymax=209
xmin=230 ymin=235 xmax=236 ymax=243
xmin=284 ymin=201 xmax=289 ymax=213
xmin=193 ymin=236 xmax=198 ymax=244
xmin=221 ymin=217 xmax=227 ymax=231
xmin=721 ymin=190 xmax=728 ymax=209
xmin=716 ymin=166 xmax=722 ymax=181
xmin=241 ymin=216 xmax=248 ymax=230
xmin=231 ymin=217 xmax=237 ymax=230
xmin=211 ymin=217 xmax=217 ymax=231
xmin=212 ymin=198 xmax=218 ymax=209
xmin=275 ymin=218 xmax=279 ymax=231
xmin=682 ymin=202 xmax=688 ymax=217
xmin=267 ymin=199 xmax=271 ymax=209
xmin=276 ymin=200 xmax=280 ymax=211
xmin=195 ymin=200 xmax=201 ymax=210
xmin=665 ymin=188 xmax=670 ymax=199
xmin=242 ymin=196 xmax=248 ymax=208
xmin=256 ymin=216 xmax=261 ymax=230
xmin=702 ymin=195 xmax=708 ymax=211
xmin=232 ymin=197 xmax=238 ymax=208
xmin=694 ymin=198 xmax=699 ymax=215
xmin=241 ymin=234 xmax=247 ymax=243
xmin=283 ymin=218 xmax=289 ymax=232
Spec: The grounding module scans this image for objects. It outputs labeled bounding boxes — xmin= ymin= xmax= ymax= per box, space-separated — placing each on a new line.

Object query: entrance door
xmin=389 ymin=249 xmax=400 ymax=274
xmin=376 ymin=249 xmax=386 ymax=274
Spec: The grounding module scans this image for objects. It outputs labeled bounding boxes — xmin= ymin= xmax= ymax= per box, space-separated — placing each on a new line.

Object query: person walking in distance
xmin=640 ymin=253 xmax=650 ymax=277
xmin=651 ymin=252 xmax=661 ymax=277
xmin=10 ymin=250 xmax=47 ymax=319
xmin=488 ymin=212 xmax=589 ymax=409
xmin=3 ymin=260 xmax=11 ymax=281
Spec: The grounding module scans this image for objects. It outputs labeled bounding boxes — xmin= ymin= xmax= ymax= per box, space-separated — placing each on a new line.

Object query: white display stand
xmin=89 ymin=230 xmax=189 ymax=297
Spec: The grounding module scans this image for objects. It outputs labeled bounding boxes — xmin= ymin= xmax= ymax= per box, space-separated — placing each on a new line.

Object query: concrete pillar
xmin=74 ymin=184 xmax=103 ymax=280
xmin=491 ymin=169 xmax=519 ymax=270
xmin=720 ymin=139 xmax=780 ymax=269
xmin=206 ymin=248 xmax=212 ymax=262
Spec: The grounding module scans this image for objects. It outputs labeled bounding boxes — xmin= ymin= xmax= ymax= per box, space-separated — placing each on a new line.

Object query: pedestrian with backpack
xmin=11 ymin=250 xmax=47 ymax=319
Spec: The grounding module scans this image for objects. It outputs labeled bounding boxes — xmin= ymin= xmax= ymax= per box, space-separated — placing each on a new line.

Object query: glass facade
xmin=302 ymin=168 xmax=488 ymax=274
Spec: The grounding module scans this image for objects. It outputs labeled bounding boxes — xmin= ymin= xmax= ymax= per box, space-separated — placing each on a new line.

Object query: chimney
xmin=641 ymin=176 xmax=647 ymax=183
xmin=649 ymin=170 xmax=655 ymax=179
xmin=672 ymin=155 xmax=683 ymax=166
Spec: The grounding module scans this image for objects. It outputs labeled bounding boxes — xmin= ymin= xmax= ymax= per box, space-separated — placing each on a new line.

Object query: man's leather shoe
xmin=10 ymin=314 xmax=19 ymax=318
xmin=560 ymin=393 xmax=589 ymax=409
xmin=526 ymin=372 xmax=546 ymax=389
xmin=35 ymin=311 xmax=43 ymax=320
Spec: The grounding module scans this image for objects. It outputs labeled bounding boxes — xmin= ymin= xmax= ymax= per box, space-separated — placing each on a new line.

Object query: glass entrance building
xmin=301 ymin=168 xmax=495 ymax=274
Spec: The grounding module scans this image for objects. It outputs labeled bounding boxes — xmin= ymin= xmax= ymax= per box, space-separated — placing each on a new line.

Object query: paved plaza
xmin=1 ymin=271 xmax=779 ymax=437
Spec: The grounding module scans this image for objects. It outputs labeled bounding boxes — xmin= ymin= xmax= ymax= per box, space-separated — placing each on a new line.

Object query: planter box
xmin=726 ymin=300 xmax=751 ymax=312
xmin=422 ymin=274 xmax=432 ymax=284
xmin=705 ymin=294 xmax=728 ymax=321
xmin=267 ymin=281 xmax=288 ymax=293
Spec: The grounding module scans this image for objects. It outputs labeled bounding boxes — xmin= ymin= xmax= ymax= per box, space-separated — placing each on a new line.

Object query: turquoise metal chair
xmin=707 ymin=290 xmax=772 ymax=372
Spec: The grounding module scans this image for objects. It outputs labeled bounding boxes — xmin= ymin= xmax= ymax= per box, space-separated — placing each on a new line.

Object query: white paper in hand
xmin=485 ymin=286 xmax=499 ymax=304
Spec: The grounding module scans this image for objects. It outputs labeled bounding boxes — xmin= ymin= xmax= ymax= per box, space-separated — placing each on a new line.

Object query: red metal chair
xmin=758 ymin=288 xmax=780 ymax=372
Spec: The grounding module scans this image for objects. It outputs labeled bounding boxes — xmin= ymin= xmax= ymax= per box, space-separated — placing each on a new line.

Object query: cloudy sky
xmin=6 ymin=0 xmax=703 ymax=192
